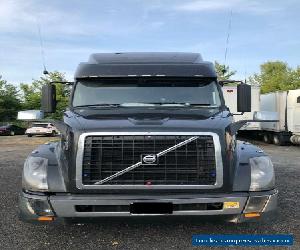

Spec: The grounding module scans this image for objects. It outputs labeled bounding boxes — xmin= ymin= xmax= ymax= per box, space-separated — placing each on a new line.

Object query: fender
xmin=27 ymin=142 xmax=67 ymax=192
xmin=232 ymin=141 xmax=267 ymax=191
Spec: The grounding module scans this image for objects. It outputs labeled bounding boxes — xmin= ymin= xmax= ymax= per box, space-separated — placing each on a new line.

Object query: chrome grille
xmin=81 ymin=134 xmax=217 ymax=185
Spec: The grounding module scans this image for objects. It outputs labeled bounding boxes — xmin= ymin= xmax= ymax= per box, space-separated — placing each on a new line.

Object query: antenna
xmin=244 ymin=66 xmax=247 ymax=83
xmin=223 ymin=10 xmax=233 ymax=74
xmin=36 ymin=17 xmax=49 ymax=75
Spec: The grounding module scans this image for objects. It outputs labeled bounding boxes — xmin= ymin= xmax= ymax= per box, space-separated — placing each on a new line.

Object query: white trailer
xmin=260 ymin=89 xmax=300 ymax=145
xmin=222 ymin=85 xmax=260 ymax=130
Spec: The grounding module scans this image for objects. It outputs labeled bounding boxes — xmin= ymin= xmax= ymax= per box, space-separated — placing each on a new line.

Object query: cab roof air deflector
xmin=75 ymin=52 xmax=217 ymax=79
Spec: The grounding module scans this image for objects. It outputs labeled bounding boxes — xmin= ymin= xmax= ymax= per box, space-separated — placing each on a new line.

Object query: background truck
xmin=260 ymin=89 xmax=300 ymax=145
xmin=19 ymin=52 xmax=277 ymax=224
xmin=222 ymin=85 xmax=261 ymax=131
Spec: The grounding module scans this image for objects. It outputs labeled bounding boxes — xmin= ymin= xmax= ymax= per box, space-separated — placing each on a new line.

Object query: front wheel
xmin=10 ymin=131 xmax=15 ymax=136
xmin=27 ymin=134 xmax=33 ymax=137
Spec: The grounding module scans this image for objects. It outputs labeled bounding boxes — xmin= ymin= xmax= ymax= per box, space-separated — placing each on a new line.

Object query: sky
xmin=1 ymin=0 xmax=300 ymax=85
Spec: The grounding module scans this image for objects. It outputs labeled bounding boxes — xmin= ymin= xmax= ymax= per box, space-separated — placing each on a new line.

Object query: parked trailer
xmin=222 ymin=85 xmax=261 ymax=131
xmin=260 ymin=89 xmax=300 ymax=145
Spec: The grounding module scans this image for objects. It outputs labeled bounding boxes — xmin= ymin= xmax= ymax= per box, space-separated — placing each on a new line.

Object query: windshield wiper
xmin=148 ymin=102 xmax=216 ymax=107
xmin=73 ymin=104 xmax=121 ymax=109
xmin=73 ymin=103 xmax=217 ymax=109
xmin=189 ymin=104 xmax=216 ymax=107
xmin=120 ymin=102 xmax=156 ymax=107
xmin=147 ymin=102 xmax=190 ymax=107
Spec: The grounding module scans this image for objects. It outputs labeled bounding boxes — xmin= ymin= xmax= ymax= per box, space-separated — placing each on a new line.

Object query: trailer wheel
xmin=273 ymin=134 xmax=287 ymax=146
xmin=263 ymin=134 xmax=271 ymax=144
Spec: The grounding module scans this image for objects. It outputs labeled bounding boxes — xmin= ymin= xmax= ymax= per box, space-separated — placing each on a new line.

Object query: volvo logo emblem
xmin=141 ymin=154 xmax=158 ymax=165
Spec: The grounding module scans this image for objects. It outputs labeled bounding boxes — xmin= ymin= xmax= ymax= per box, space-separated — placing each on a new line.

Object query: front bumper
xmin=0 ymin=131 xmax=10 ymax=136
xmin=26 ymin=131 xmax=52 ymax=135
xmin=19 ymin=190 xmax=278 ymax=223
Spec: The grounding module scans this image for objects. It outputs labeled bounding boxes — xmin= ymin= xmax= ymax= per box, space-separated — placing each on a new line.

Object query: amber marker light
xmin=37 ymin=216 xmax=55 ymax=221
xmin=244 ymin=213 xmax=261 ymax=218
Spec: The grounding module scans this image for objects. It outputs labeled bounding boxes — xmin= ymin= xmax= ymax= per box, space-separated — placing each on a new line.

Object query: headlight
xmin=249 ymin=156 xmax=275 ymax=191
xmin=22 ymin=156 xmax=48 ymax=191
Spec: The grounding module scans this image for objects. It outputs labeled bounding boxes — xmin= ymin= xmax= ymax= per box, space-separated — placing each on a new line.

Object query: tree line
xmin=0 ymin=71 xmax=69 ymax=122
xmin=1 ymin=61 xmax=300 ymax=122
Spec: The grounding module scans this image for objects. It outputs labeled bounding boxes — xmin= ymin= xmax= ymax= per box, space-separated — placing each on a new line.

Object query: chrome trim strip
xmin=156 ymin=136 xmax=199 ymax=157
xmin=75 ymin=132 xmax=223 ymax=190
xmin=94 ymin=136 xmax=199 ymax=185
xmin=94 ymin=161 xmax=142 ymax=185
xmin=262 ymin=190 xmax=278 ymax=212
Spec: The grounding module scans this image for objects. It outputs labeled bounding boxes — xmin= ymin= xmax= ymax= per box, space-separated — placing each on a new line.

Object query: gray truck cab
xmin=19 ymin=52 xmax=277 ymax=223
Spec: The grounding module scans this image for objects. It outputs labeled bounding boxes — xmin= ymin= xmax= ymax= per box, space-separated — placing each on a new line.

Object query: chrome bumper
xmin=19 ymin=190 xmax=278 ymax=223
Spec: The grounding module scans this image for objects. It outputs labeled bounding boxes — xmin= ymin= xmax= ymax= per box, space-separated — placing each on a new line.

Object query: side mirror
xmin=41 ymin=84 xmax=56 ymax=113
xmin=237 ymin=83 xmax=251 ymax=112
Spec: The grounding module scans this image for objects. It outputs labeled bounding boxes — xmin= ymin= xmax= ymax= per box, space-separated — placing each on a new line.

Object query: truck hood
xmin=60 ymin=109 xmax=235 ymax=194
xmin=63 ymin=109 xmax=232 ymax=134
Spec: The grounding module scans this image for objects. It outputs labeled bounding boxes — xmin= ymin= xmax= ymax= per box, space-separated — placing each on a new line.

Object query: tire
xmin=273 ymin=133 xmax=286 ymax=146
xmin=10 ymin=131 xmax=15 ymax=136
xmin=263 ymin=134 xmax=271 ymax=144
xmin=50 ymin=131 xmax=56 ymax=137
xmin=27 ymin=134 xmax=33 ymax=137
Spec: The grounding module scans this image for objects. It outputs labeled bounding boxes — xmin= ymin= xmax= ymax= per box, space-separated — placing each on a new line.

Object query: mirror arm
xmin=219 ymin=80 xmax=244 ymax=86
xmin=228 ymin=120 xmax=248 ymax=135
xmin=231 ymin=112 xmax=244 ymax=116
xmin=49 ymin=81 xmax=74 ymax=85
xmin=52 ymin=120 xmax=68 ymax=136
xmin=228 ymin=120 xmax=279 ymax=135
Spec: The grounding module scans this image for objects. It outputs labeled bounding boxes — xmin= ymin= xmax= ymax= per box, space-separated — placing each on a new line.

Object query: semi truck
xmin=260 ymin=90 xmax=300 ymax=145
xmin=222 ymin=85 xmax=261 ymax=131
xmin=19 ymin=52 xmax=277 ymax=224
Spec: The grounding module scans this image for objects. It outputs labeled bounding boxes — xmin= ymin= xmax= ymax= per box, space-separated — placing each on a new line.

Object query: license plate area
xmin=130 ymin=202 xmax=173 ymax=214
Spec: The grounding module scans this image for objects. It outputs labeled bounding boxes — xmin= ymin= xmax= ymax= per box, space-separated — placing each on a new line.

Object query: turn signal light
xmin=37 ymin=216 xmax=55 ymax=221
xmin=244 ymin=212 xmax=260 ymax=218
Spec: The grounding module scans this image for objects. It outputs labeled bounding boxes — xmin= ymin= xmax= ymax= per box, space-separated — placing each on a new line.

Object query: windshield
xmin=72 ymin=78 xmax=222 ymax=108
xmin=32 ymin=123 xmax=48 ymax=128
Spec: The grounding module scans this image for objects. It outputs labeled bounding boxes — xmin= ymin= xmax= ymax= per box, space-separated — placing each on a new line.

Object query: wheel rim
xmin=273 ymin=135 xmax=279 ymax=145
